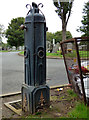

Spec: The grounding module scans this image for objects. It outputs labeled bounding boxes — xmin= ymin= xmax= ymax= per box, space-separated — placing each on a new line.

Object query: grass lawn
xmin=79 ymin=50 xmax=89 ymax=58
xmin=0 ymin=50 xmax=8 ymax=52
xmin=47 ymin=51 xmax=63 ymax=58
xmin=0 ymin=50 xmax=21 ymax=52
xmin=65 ymin=50 xmax=89 ymax=59
xmin=19 ymin=51 xmax=24 ymax=55
xmin=68 ymin=102 xmax=88 ymax=118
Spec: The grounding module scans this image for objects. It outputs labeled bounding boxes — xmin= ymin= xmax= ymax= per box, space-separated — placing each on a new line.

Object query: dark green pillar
xmin=21 ymin=2 xmax=50 ymax=114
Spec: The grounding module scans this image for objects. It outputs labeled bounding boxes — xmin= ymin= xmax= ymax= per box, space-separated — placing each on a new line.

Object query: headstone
xmin=53 ymin=39 xmax=55 ymax=46
xmin=52 ymin=42 xmax=60 ymax=53
xmin=46 ymin=41 xmax=51 ymax=52
xmin=12 ymin=46 xmax=16 ymax=51
xmin=67 ymin=43 xmax=72 ymax=50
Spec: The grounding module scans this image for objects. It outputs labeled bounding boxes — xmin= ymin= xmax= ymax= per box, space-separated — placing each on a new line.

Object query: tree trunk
xmin=62 ymin=28 xmax=66 ymax=41
xmin=16 ymin=46 xmax=18 ymax=50
xmin=62 ymin=18 xmax=66 ymax=41
xmin=62 ymin=17 xmax=67 ymax=53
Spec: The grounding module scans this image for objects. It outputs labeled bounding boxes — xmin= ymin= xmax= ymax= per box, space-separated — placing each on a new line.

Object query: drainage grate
xmin=10 ymin=101 xmax=21 ymax=110
xmin=4 ymin=99 xmax=22 ymax=115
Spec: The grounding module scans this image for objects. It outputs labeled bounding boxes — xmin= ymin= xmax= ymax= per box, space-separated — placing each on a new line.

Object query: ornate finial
xmin=32 ymin=2 xmax=38 ymax=8
xmin=26 ymin=2 xmax=44 ymax=15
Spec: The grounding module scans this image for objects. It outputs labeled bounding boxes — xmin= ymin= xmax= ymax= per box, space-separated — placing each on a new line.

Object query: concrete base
xmin=22 ymin=84 xmax=50 ymax=114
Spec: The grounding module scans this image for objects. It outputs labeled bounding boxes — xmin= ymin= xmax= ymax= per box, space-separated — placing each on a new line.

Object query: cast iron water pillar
xmin=21 ymin=2 xmax=50 ymax=114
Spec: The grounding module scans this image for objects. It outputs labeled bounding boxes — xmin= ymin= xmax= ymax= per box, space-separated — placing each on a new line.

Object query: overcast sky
xmin=0 ymin=0 xmax=88 ymax=43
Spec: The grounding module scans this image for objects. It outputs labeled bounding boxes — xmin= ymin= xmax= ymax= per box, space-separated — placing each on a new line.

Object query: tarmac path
xmin=0 ymin=52 xmax=68 ymax=95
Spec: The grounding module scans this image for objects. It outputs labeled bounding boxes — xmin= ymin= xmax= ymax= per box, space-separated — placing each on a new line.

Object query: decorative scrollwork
xmin=26 ymin=4 xmax=32 ymax=9
xmin=26 ymin=4 xmax=32 ymax=15
xmin=25 ymin=2 xmax=45 ymax=16
xmin=38 ymin=3 xmax=44 ymax=8
xmin=38 ymin=3 xmax=45 ymax=17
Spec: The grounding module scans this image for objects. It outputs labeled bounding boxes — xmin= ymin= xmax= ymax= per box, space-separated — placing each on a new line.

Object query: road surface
xmin=0 ymin=52 xmax=68 ymax=94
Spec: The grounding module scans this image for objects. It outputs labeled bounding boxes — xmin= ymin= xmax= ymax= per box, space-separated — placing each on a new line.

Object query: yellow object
xmin=57 ymin=88 xmax=60 ymax=91
xmin=74 ymin=58 xmax=77 ymax=63
xmin=57 ymin=88 xmax=63 ymax=91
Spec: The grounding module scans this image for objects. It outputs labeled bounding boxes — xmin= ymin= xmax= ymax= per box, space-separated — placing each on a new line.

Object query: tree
xmin=66 ymin=31 xmax=72 ymax=39
xmin=46 ymin=32 xmax=54 ymax=43
xmin=54 ymin=31 xmax=62 ymax=43
xmin=6 ymin=17 xmax=24 ymax=49
xmin=54 ymin=31 xmax=72 ymax=43
xmin=77 ymin=1 xmax=89 ymax=36
xmin=53 ymin=0 xmax=74 ymax=41
xmin=0 ymin=24 xmax=5 ymax=40
xmin=47 ymin=31 xmax=72 ymax=43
